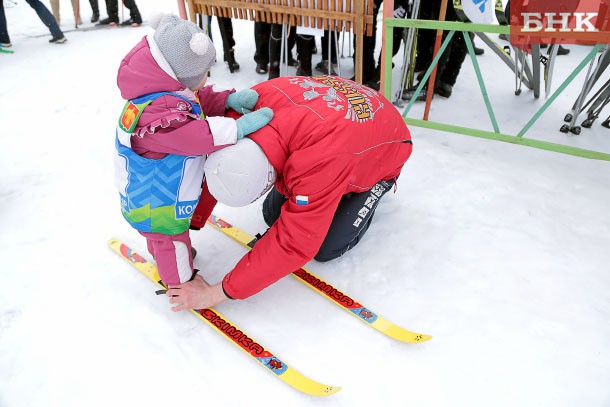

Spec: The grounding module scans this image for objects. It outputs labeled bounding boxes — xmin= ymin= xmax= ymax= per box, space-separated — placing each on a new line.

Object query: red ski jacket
xmin=207 ymin=76 xmax=412 ymax=299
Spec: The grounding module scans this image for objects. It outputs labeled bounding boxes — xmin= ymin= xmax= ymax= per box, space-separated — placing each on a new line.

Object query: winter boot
xmin=434 ymin=81 xmax=453 ymax=98
xmin=49 ymin=36 xmax=67 ymax=44
xmin=97 ymin=16 xmax=119 ymax=25
xmin=224 ymin=48 xmax=240 ymax=73
xmin=315 ymin=60 xmax=338 ymax=75
xmin=255 ymin=62 xmax=268 ymax=74
xmin=296 ymin=63 xmax=312 ymax=77
xmin=287 ymin=54 xmax=298 ymax=67
xmin=120 ymin=19 xmax=141 ymax=27
xmin=268 ymin=68 xmax=280 ymax=80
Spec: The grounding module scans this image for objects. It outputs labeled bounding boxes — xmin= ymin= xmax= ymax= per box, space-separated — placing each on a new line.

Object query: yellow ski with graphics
xmin=108 ymin=238 xmax=340 ymax=397
xmin=206 ymin=215 xmax=432 ymax=344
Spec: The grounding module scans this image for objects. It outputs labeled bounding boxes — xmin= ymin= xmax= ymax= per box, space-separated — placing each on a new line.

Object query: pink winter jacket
xmin=116 ymin=36 xmax=237 ymax=159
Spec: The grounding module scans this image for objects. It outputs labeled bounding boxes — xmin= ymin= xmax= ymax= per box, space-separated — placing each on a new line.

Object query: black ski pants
xmin=262 ymin=179 xmax=395 ymax=262
xmin=415 ymin=0 xmax=467 ymax=87
xmin=217 ymin=17 xmax=235 ymax=53
xmin=254 ymin=22 xmax=296 ymax=66
xmin=105 ymin=0 xmax=140 ymax=22
xmin=269 ymin=24 xmax=313 ymax=77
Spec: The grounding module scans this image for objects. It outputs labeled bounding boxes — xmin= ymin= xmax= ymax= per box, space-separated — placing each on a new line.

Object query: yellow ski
xmin=206 ymin=215 xmax=432 ymax=344
xmin=108 ymin=238 xmax=340 ymax=396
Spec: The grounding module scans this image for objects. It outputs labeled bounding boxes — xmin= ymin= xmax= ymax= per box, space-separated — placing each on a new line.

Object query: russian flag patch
xmin=295 ymin=195 xmax=309 ymax=205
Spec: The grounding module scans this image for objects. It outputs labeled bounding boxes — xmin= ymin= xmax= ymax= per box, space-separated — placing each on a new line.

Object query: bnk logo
xmin=511 ymin=0 xmax=610 ymax=46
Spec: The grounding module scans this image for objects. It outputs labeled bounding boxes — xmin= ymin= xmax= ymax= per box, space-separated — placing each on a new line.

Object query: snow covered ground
xmin=1 ymin=0 xmax=609 ymax=406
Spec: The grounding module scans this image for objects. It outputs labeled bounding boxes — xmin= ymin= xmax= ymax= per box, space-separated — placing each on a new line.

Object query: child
xmin=114 ymin=14 xmax=273 ymax=287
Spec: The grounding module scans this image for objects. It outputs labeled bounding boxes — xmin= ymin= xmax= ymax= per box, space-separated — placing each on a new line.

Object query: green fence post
xmin=463 ymin=32 xmax=500 ymax=133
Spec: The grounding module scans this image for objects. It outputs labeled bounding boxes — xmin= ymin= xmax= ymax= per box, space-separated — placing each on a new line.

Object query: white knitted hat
xmin=152 ymin=14 xmax=216 ymax=89
xmin=204 ymin=138 xmax=276 ymax=207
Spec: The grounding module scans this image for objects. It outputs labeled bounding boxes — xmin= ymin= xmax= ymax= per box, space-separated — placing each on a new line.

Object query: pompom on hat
xmin=204 ymin=138 xmax=276 ymax=207
xmin=151 ymin=14 xmax=216 ymax=89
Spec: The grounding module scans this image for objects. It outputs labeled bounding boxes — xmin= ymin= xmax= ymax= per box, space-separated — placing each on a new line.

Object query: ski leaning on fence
xmin=108 ymin=238 xmax=340 ymax=397
xmin=206 ymin=215 xmax=432 ymax=344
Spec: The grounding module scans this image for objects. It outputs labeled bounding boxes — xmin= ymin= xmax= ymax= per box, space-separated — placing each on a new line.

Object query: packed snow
xmin=1 ymin=0 xmax=609 ymax=406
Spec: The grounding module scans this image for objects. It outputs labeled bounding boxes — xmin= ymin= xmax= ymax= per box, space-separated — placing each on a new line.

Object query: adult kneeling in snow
xmin=167 ymin=75 xmax=413 ymax=311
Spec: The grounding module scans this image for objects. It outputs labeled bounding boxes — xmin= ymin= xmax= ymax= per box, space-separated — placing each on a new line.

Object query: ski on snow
xmin=206 ymin=215 xmax=432 ymax=344
xmin=108 ymin=238 xmax=340 ymax=397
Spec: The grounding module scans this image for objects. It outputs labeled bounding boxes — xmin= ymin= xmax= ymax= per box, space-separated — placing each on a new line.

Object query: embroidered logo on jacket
xmin=290 ymin=76 xmax=382 ymax=123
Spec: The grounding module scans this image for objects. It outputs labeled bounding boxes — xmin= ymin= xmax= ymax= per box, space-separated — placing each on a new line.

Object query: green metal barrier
xmin=382 ymin=18 xmax=610 ymax=161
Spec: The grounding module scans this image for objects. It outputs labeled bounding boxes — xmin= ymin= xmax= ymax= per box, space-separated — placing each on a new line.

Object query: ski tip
xmin=391 ymin=331 xmax=432 ymax=344
xmin=373 ymin=317 xmax=432 ymax=343
xmin=320 ymin=385 xmax=342 ymax=396
xmin=280 ymin=367 xmax=341 ymax=396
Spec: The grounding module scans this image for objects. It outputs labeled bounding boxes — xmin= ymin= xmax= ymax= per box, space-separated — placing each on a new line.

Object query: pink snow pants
xmin=139 ymin=230 xmax=194 ymax=286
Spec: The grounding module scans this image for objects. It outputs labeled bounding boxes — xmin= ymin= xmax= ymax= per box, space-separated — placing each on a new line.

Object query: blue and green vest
xmin=114 ymin=92 xmax=206 ymax=235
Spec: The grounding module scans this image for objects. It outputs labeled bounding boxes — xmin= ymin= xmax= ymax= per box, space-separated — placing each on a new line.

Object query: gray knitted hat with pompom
xmin=152 ymin=14 xmax=216 ymax=89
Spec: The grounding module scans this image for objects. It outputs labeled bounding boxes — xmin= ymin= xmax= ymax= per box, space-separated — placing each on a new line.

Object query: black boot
xmin=224 ymin=48 xmax=240 ymax=73
xmin=268 ymin=68 xmax=280 ymax=80
xmin=295 ymin=63 xmax=312 ymax=77
xmin=557 ymin=45 xmax=570 ymax=56
xmin=434 ymin=81 xmax=453 ymax=98
xmin=255 ymin=62 xmax=268 ymax=74
xmin=97 ymin=16 xmax=118 ymax=25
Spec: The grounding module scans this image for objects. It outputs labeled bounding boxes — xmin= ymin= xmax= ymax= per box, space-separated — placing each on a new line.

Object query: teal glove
xmin=236 ymin=108 xmax=274 ymax=139
xmin=226 ymin=89 xmax=259 ymax=114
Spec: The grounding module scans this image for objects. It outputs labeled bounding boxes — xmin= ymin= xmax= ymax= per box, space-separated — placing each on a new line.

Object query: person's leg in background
xmin=218 ymin=17 xmax=240 ymax=73
xmin=286 ymin=26 xmax=297 ymax=66
xmin=268 ymin=23 xmax=282 ymax=79
xmin=435 ymin=30 xmax=467 ymax=98
xmin=70 ymin=0 xmax=82 ymax=25
xmin=49 ymin=0 xmax=60 ymax=24
xmin=295 ymin=33 xmax=314 ymax=76
xmin=254 ymin=21 xmax=270 ymax=74
xmin=89 ymin=0 xmax=99 ymax=22
xmin=315 ymin=30 xmax=338 ymax=75
xmin=120 ymin=0 xmax=141 ymax=26
xmin=98 ymin=0 xmax=118 ymax=25
xmin=24 ymin=0 xmax=66 ymax=42
xmin=0 ymin=1 xmax=12 ymax=46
